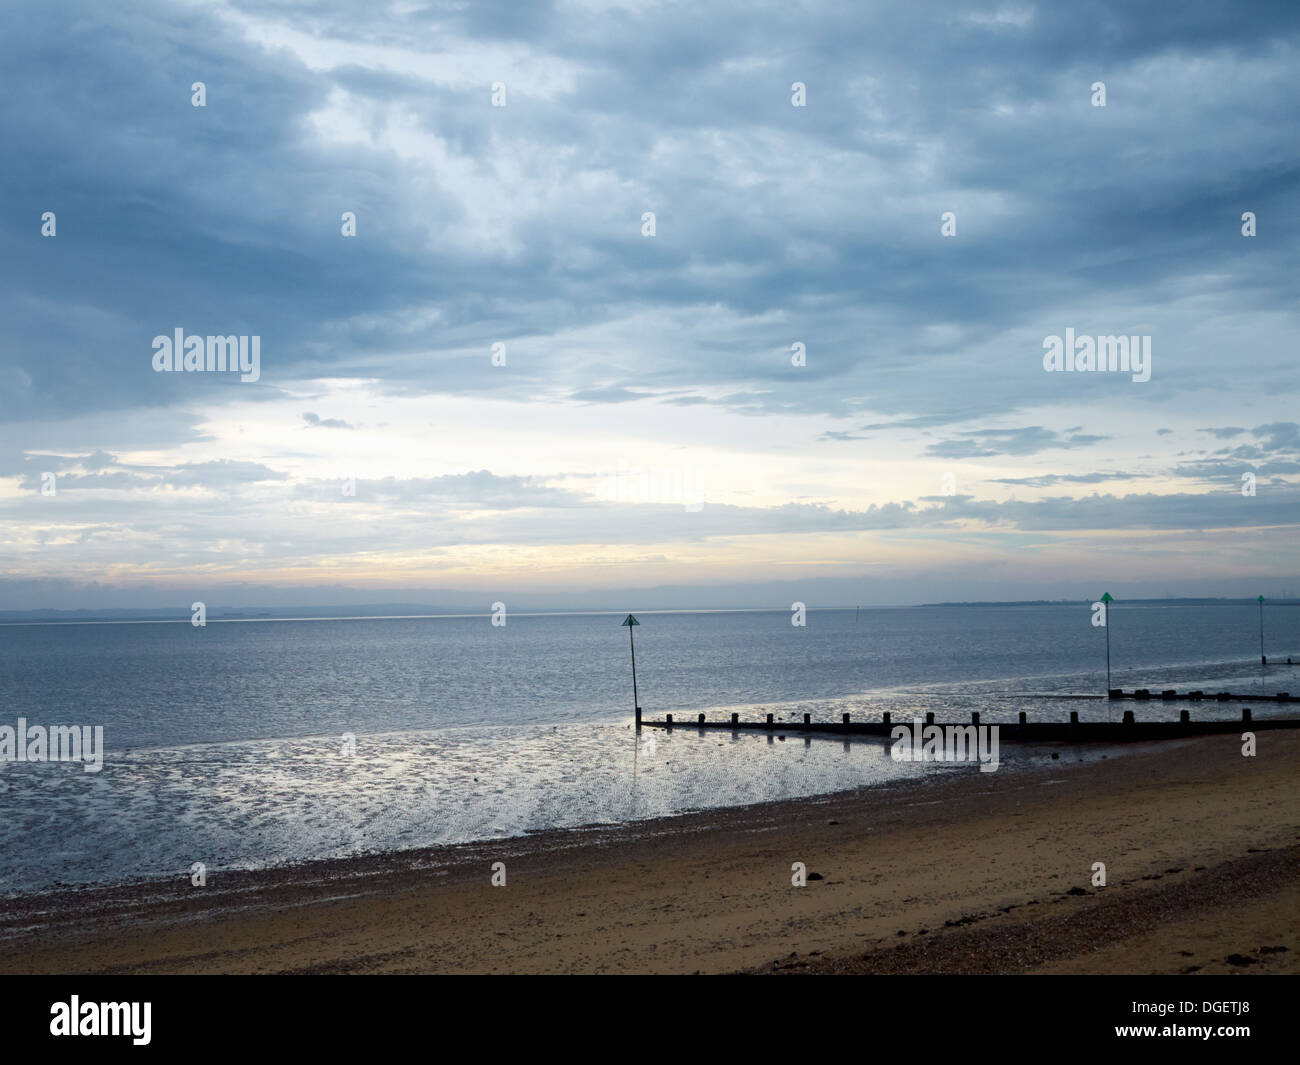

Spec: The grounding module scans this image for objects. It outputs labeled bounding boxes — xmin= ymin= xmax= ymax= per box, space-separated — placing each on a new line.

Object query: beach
xmin=3 ymin=729 xmax=1296 ymax=975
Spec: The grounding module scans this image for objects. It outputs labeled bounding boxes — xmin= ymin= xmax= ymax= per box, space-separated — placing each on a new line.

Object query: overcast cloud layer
xmin=2 ymin=0 xmax=1298 ymax=609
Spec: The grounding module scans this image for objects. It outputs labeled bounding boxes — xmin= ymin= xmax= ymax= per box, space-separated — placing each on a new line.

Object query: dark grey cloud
xmin=925 ymin=426 xmax=1109 ymax=459
xmin=1254 ymin=422 xmax=1300 ymax=452
xmin=2 ymin=0 xmax=1297 ymax=429
xmin=1173 ymin=422 xmax=1300 ymax=480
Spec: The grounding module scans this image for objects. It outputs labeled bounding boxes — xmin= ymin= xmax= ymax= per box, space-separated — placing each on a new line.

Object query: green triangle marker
xmin=1258 ymin=595 xmax=1265 ymax=603
xmin=1100 ymin=592 xmax=1113 ymax=603
xmin=622 ymin=614 xmax=639 ymax=626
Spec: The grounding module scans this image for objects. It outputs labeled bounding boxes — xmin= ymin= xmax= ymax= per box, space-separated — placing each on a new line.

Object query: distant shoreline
xmin=2 ymin=597 xmax=1298 ymax=626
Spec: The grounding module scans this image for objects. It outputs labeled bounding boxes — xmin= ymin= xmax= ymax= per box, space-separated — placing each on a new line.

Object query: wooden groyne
xmin=636 ymin=706 xmax=1300 ymax=742
xmin=1107 ymin=688 xmax=1294 ymax=703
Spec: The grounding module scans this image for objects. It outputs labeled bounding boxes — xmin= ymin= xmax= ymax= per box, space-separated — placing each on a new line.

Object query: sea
xmin=0 ymin=602 xmax=1296 ymax=894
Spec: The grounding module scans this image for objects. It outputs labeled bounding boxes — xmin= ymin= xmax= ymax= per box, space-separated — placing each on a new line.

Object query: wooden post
xmin=803 ymin=713 xmax=811 ymax=726
xmin=882 ymin=711 xmax=891 ymax=727
xmin=842 ymin=712 xmax=850 ymax=725
xmin=925 ymin=712 xmax=935 ymax=725
xmin=731 ymin=712 xmax=739 ymax=727
xmin=1070 ymin=711 xmax=1078 ymax=724
xmin=1018 ymin=711 xmax=1027 ymax=724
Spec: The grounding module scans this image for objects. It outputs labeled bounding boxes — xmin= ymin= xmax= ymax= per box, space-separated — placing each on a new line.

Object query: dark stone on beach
xmin=807 ymin=872 xmax=824 ymax=881
xmin=943 ymin=914 xmax=984 ymax=927
xmin=1065 ymin=886 xmax=1088 ymax=896
xmin=1051 ymin=752 xmax=1059 ymax=760
xmin=827 ymin=820 xmax=840 ymax=825
xmin=1225 ymin=954 xmax=1259 ymax=966
xmin=1257 ymin=945 xmax=1288 ymax=954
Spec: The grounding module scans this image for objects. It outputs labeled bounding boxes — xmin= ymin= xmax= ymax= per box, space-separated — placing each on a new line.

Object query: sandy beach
xmin=3 ymin=730 xmax=1296 ymax=975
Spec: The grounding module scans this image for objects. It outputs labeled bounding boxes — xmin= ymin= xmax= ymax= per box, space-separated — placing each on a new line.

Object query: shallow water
xmin=1 ymin=603 xmax=1295 ymax=892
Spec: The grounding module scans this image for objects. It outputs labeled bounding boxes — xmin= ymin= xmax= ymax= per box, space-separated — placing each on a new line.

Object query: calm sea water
xmin=0 ymin=604 xmax=1296 ymax=893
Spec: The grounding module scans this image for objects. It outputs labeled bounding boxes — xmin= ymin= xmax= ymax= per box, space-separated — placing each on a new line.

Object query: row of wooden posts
xmin=637 ymin=705 xmax=1264 ymax=729
xmin=620 ymin=610 xmax=1296 ymax=737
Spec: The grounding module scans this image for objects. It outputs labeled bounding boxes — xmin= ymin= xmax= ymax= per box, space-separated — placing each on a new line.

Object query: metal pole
xmin=1105 ymin=605 xmax=1111 ymax=692
xmin=1260 ymin=597 xmax=1265 ymax=665
xmin=629 ymin=622 xmax=640 ymax=726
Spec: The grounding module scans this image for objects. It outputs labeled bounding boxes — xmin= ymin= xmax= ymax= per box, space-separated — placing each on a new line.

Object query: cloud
xmin=567 ymin=387 xmax=651 ymax=404
xmin=1 ymin=0 xmax=1296 ymax=430
xmin=302 ymin=412 xmax=355 ymax=429
xmin=989 ymin=471 xmax=1152 ymax=487
xmin=925 ymin=426 xmax=1110 ymax=459
xmin=1 ymin=1 xmax=1298 ymax=602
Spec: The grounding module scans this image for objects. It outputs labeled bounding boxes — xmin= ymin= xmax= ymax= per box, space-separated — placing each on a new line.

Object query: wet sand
xmin=2 ymin=731 xmax=1296 ymax=974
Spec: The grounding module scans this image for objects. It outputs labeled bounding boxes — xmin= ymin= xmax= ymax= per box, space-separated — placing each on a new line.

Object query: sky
xmin=1 ymin=0 xmax=1298 ymax=611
